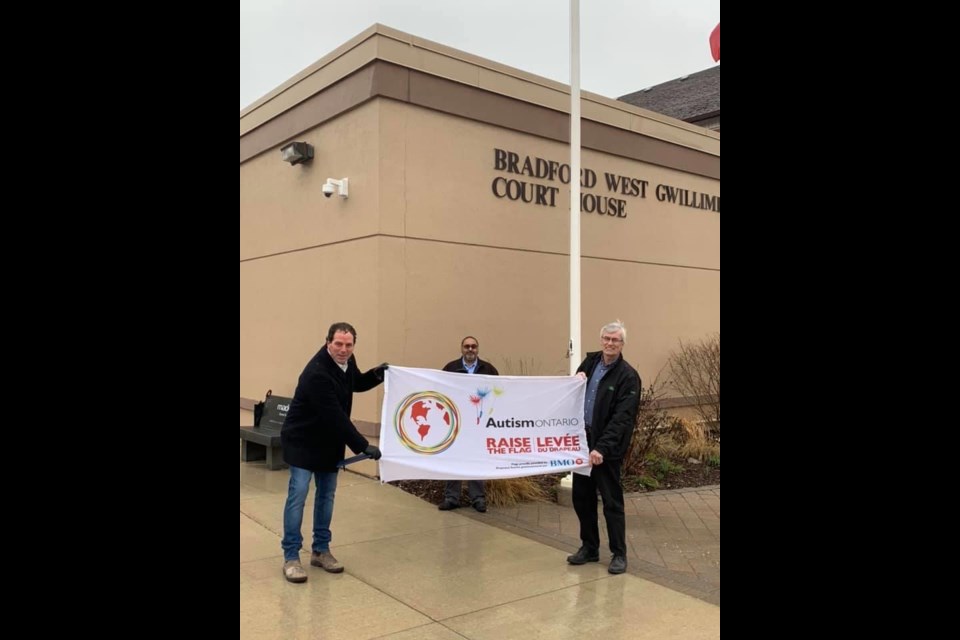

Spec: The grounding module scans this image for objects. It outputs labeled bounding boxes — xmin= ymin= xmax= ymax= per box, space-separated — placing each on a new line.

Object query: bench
xmin=239 ymin=393 xmax=292 ymax=470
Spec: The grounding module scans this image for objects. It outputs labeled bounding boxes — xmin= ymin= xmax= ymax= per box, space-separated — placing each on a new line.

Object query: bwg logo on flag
xmin=393 ymin=391 xmax=460 ymax=454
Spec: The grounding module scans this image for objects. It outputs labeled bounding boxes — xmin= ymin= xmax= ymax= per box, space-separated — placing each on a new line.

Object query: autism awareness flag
xmin=378 ymin=366 xmax=590 ymax=482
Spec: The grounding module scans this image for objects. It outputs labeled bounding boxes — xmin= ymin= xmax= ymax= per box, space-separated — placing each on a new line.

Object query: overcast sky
xmin=240 ymin=0 xmax=719 ymax=110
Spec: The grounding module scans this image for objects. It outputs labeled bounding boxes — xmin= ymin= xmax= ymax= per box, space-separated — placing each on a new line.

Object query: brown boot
xmin=283 ymin=560 xmax=308 ymax=583
xmin=311 ymin=550 xmax=344 ymax=573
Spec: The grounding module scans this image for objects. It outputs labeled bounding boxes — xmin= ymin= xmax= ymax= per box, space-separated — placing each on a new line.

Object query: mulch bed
xmin=389 ymin=459 xmax=720 ymax=506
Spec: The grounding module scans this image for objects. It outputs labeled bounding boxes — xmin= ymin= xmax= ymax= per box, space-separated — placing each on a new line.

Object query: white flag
xmin=378 ymin=366 xmax=590 ymax=482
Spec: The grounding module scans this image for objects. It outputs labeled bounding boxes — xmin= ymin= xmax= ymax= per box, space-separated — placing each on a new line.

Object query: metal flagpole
xmin=569 ymin=0 xmax=581 ymax=374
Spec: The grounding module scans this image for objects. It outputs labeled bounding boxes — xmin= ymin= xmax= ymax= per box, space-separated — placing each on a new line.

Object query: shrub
xmin=623 ymin=373 xmax=677 ymax=476
xmin=670 ymin=418 xmax=720 ymax=461
xmin=486 ymin=477 xmax=549 ymax=506
xmin=638 ymin=475 xmax=659 ymax=490
xmin=646 ymin=455 xmax=685 ymax=480
xmin=668 ymin=333 xmax=720 ymax=434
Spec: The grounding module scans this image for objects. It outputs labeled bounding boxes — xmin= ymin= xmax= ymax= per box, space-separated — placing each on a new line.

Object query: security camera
xmin=322 ymin=178 xmax=349 ymax=199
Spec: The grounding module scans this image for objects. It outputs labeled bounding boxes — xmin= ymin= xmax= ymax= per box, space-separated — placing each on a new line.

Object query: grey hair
xmin=600 ymin=320 xmax=627 ymax=343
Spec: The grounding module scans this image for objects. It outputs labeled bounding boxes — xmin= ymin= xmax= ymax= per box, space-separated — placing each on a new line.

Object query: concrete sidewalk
xmin=240 ymin=460 xmax=720 ymax=639
xmin=477 ymin=486 xmax=720 ymax=605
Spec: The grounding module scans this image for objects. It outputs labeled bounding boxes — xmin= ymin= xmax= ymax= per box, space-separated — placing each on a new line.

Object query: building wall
xmin=240 ymin=101 xmax=382 ymax=259
xmin=241 ymin=101 xmax=386 ymax=421
xmin=241 ymin=96 xmax=718 ymax=423
xmin=378 ymin=99 xmax=719 ymax=381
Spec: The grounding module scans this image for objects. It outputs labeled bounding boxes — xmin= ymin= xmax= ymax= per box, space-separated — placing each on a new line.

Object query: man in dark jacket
xmin=279 ymin=322 xmax=386 ymax=583
xmin=437 ymin=336 xmax=499 ymax=512
xmin=567 ymin=320 xmax=640 ymax=575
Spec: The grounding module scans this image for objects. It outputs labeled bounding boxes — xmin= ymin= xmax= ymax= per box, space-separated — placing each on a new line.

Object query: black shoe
xmin=566 ymin=547 xmax=600 ymax=564
xmin=438 ymin=500 xmax=460 ymax=510
xmin=608 ymin=555 xmax=627 ymax=574
xmin=473 ymin=498 xmax=487 ymax=512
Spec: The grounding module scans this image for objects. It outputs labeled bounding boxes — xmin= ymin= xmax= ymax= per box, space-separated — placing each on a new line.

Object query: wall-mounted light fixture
xmin=322 ymin=178 xmax=349 ymax=199
xmin=280 ymin=141 xmax=314 ymax=165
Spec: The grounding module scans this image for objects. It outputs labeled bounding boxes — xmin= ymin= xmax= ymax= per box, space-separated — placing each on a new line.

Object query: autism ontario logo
xmin=468 ymin=385 xmax=505 ymax=425
xmin=393 ymin=391 xmax=461 ymax=454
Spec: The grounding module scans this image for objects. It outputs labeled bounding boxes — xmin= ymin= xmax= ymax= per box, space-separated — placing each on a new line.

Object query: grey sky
xmin=240 ymin=0 xmax=720 ymax=111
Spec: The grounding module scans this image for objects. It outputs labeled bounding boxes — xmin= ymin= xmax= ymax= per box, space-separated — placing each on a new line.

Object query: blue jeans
xmin=281 ymin=466 xmax=339 ymax=561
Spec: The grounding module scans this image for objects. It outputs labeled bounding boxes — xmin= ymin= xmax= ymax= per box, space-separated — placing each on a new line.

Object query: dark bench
xmin=240 ymin=393 xmax=292 ymax=471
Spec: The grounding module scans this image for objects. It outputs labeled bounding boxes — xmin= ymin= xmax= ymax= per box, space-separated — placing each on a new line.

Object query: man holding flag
xmin=568 ymin=320 xmax=641 ymax=575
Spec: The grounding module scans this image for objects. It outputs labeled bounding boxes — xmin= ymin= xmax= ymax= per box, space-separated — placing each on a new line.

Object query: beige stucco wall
xmin=375 ymin=99 xmax=718 ymax=386
xmin=241 ymin=95 xmax=718 ymax=423
xmin=240 ymin=101 xmax=382 ymax=260
xmin=241 ymin=101 xmax=387 ymax=422
xmin=381 ymin=100 xmax=720 ymax=263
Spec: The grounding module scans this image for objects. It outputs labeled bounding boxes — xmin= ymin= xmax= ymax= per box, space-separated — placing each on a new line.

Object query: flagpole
xmin=569 ymin=0 xmax=581 ymax=375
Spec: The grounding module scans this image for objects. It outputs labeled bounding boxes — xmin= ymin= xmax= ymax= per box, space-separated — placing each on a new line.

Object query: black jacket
xmin=442 ymin=358 xmax=499 ymax=375
xmin=576 ymin=351 xmax=641 ymax=460
xmin=281 ymin=347 xmax=382 ymax=472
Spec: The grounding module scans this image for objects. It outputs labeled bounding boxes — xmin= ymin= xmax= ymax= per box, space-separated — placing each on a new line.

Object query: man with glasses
xmin=567 ymin=320 xmax=640 ymax=575
xmin=438 ymin=336 xmax=499 ymax=512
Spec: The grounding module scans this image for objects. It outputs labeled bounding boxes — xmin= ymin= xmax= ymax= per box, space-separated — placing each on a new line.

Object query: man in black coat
xmin=279 ymin=322 xmax=386 ymax=583
xmin=567 ymin=320 xmax=640 ymax=575
xmin=437 ymin=336 xmax=499 ymax=513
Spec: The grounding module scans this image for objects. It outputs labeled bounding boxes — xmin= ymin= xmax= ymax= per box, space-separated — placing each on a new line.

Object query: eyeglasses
xmin=462 ymin=344 xmax=478 ymax=350
xmin=601 ymin=337 xmax=623 ymax=344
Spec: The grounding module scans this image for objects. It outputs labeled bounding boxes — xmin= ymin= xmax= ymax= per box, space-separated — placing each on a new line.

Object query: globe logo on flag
xmin=393 ymin=391 xmax=460 ymax=454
